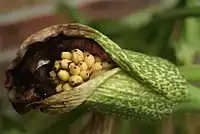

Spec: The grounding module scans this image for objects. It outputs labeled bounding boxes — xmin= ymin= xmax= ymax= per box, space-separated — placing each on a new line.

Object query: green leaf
xmin=179 ymin=65 xmax=200 ymax=82
xmin=20 ymin=112 xmax=58 ymax=134
xmin=56 ymin=2 xmax=88 ymax=24
xmin=37 ymin=108 xmax=88 ymax=134
xmin=1 ymin=114 xmax=25 ymax=133
xmin=2 ymin=129 xmax=23 ymax=134
xmin=121 ymin=0 xmax=179 ymax=28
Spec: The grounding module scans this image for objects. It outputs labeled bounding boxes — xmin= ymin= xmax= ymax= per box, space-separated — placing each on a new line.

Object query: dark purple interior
xmin=5 ymin=34 xmax=114 ymax=114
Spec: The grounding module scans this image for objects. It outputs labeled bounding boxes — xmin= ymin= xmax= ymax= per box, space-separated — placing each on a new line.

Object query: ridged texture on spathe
xmin=85 ymin=49 xmax=188 ymax=121
xmin=86 ymin=71 xmax=174 ymax=121
xmin=87 ymin=28 xmax=188 ymax=102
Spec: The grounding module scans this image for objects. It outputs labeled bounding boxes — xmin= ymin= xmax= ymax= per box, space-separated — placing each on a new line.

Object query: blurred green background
xmin=1 ymin=0 xmax=200 ymax=134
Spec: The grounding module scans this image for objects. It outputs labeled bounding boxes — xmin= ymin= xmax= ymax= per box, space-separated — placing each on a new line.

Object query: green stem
xmin=121 ymin=0 xmax=179 ymax=28
xmin=152 ymin=7 xmax=200 ymax=23
xmin=122 ymin=7 xmax=200 ymax=29
xmin=179 ymin=84 xmax=200 ymax=111
xmin=179 ymin=65 xmax=200 ymax=81
xmin=80 ymin=113 xmax=115 ymax=134
xmin=177 ymin=64 xmax=200 ymax=111
xmin=177 ymin=0 xmax=200 ymax=112
xmin=56 ymin=2 xmax=88 ymax=24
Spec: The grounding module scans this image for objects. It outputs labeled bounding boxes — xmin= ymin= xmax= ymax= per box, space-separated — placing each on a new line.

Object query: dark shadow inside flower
xmin=5 ymin=33 xmax=116 ymax=114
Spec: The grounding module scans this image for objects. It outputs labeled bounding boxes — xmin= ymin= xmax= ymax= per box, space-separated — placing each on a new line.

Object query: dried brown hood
xmin=5 ymin=23 xmax=112 ymax=114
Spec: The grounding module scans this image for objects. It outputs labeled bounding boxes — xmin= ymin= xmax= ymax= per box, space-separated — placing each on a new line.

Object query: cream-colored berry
xmin=69 ymin=75 xmax=83 ymax=86
xmin=102 ymin=61 xmax=113 ymax=69
xmin=84 ymin=54 xmax=95 ymax=68
xmin=54 ymin=61 xmax=60 ymax=71
xmin=55 ymin=60 xmax=60 ymax=65
xmin=95 ymin=56 xmax=102 ymax=62
xmin=61 ymin=52 xmax=72 ymax=60
xmin=57 ymin=70 xmax=70 ymax=81
xmin=83 ymin=51 xmax=91 ymax=57
xmin=69 ymin=62 xmax=76 ymax=69
xmin=78 ymin=62 xmax=88 ymax=70
xmin=50 ymin=77 xmax=58 ymax=83
xmin=71 ymin=49 xmax=84 ymax=64
xmin=69 ymin=66 xmax=81 ymax=75
xmin=62 ymin=83 xmax=73 ymax=91
xmin=53 ymin=78 xmax=59 ymax=84
xmin=79 ymin=70 xmax=90 ymax=80
xmin=60 ymin=59 xmax=71 ymax=69
xmin=54 ymin=64 xmax=60 ymax=71
xmin=49 ymin=70 xmax=56 ymax=78
xmin=90 ymin=62 xmax=103 ymax=73
xmin=56 ymin=84 xmax=63 ymax=92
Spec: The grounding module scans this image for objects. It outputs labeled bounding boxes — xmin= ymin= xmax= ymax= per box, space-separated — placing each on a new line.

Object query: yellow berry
xmin=102 ymin=61 xmax=113 ymax=69
xmin=79 ymin=70 xmax=90 ymax=80
xmin=60 ymin=59 xmax=71 ymax=69
xmin=84 ymin=54 xmax=95 ymax=68
xmin=69 ymin=62 xmax=76 ymax=69
xmin=71 ymin=49 xmax=84 ymax=64
xmin=83 ymin=51 xmax=91 ymax=57
xmin=69 ymin=66 xmax=81 ymax=75
xmin=57 ymin=70 xmax=70 ymax=81
xmin=55 ymin=60 xmax=60 ymax=65
xmin=90 ymin=62 xmax=103 ymax=73
xmin=54 ymin=61 xmax=60 ymax=71
xmin=50 ymin=75 xmax=59 ymax=84
xmin=62 ymin=83 xmax=73 ymax=91
xmin=53 ymin=78 xmax=59 ymax=84
xmin=49 ymin=70 xmax=56 ymax=78
xmin=95 ymin=56 xmax=102 ymax=62
xmin=56 ymin=84 xmax=63 ymax=92
xmin=78 ymin=62 xmax=88 ymax=70
xmin=61 ymin=52 xmax=72 ymax=60
xmin=69 ymin=75 xmax=83 ymax=86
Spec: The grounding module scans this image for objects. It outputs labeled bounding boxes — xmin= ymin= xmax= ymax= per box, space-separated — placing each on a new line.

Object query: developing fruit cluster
xmin=49 ymin=49 xmax=113 ymax=93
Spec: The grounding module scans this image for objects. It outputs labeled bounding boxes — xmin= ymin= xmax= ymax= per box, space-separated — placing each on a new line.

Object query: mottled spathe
xmin=5 ymin=23 xmax=189 ymax=121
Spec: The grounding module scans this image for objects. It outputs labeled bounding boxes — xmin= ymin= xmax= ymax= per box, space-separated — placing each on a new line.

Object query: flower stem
xmin=80 ymin=112 xmax=115 ymax=134
xmin=152 ymin=7 xmax=200 ymax=23
xmin=179 ymin=84 xmax=200 ymax=111
xmin=179 ymin=65 xmax=200 ymax=82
